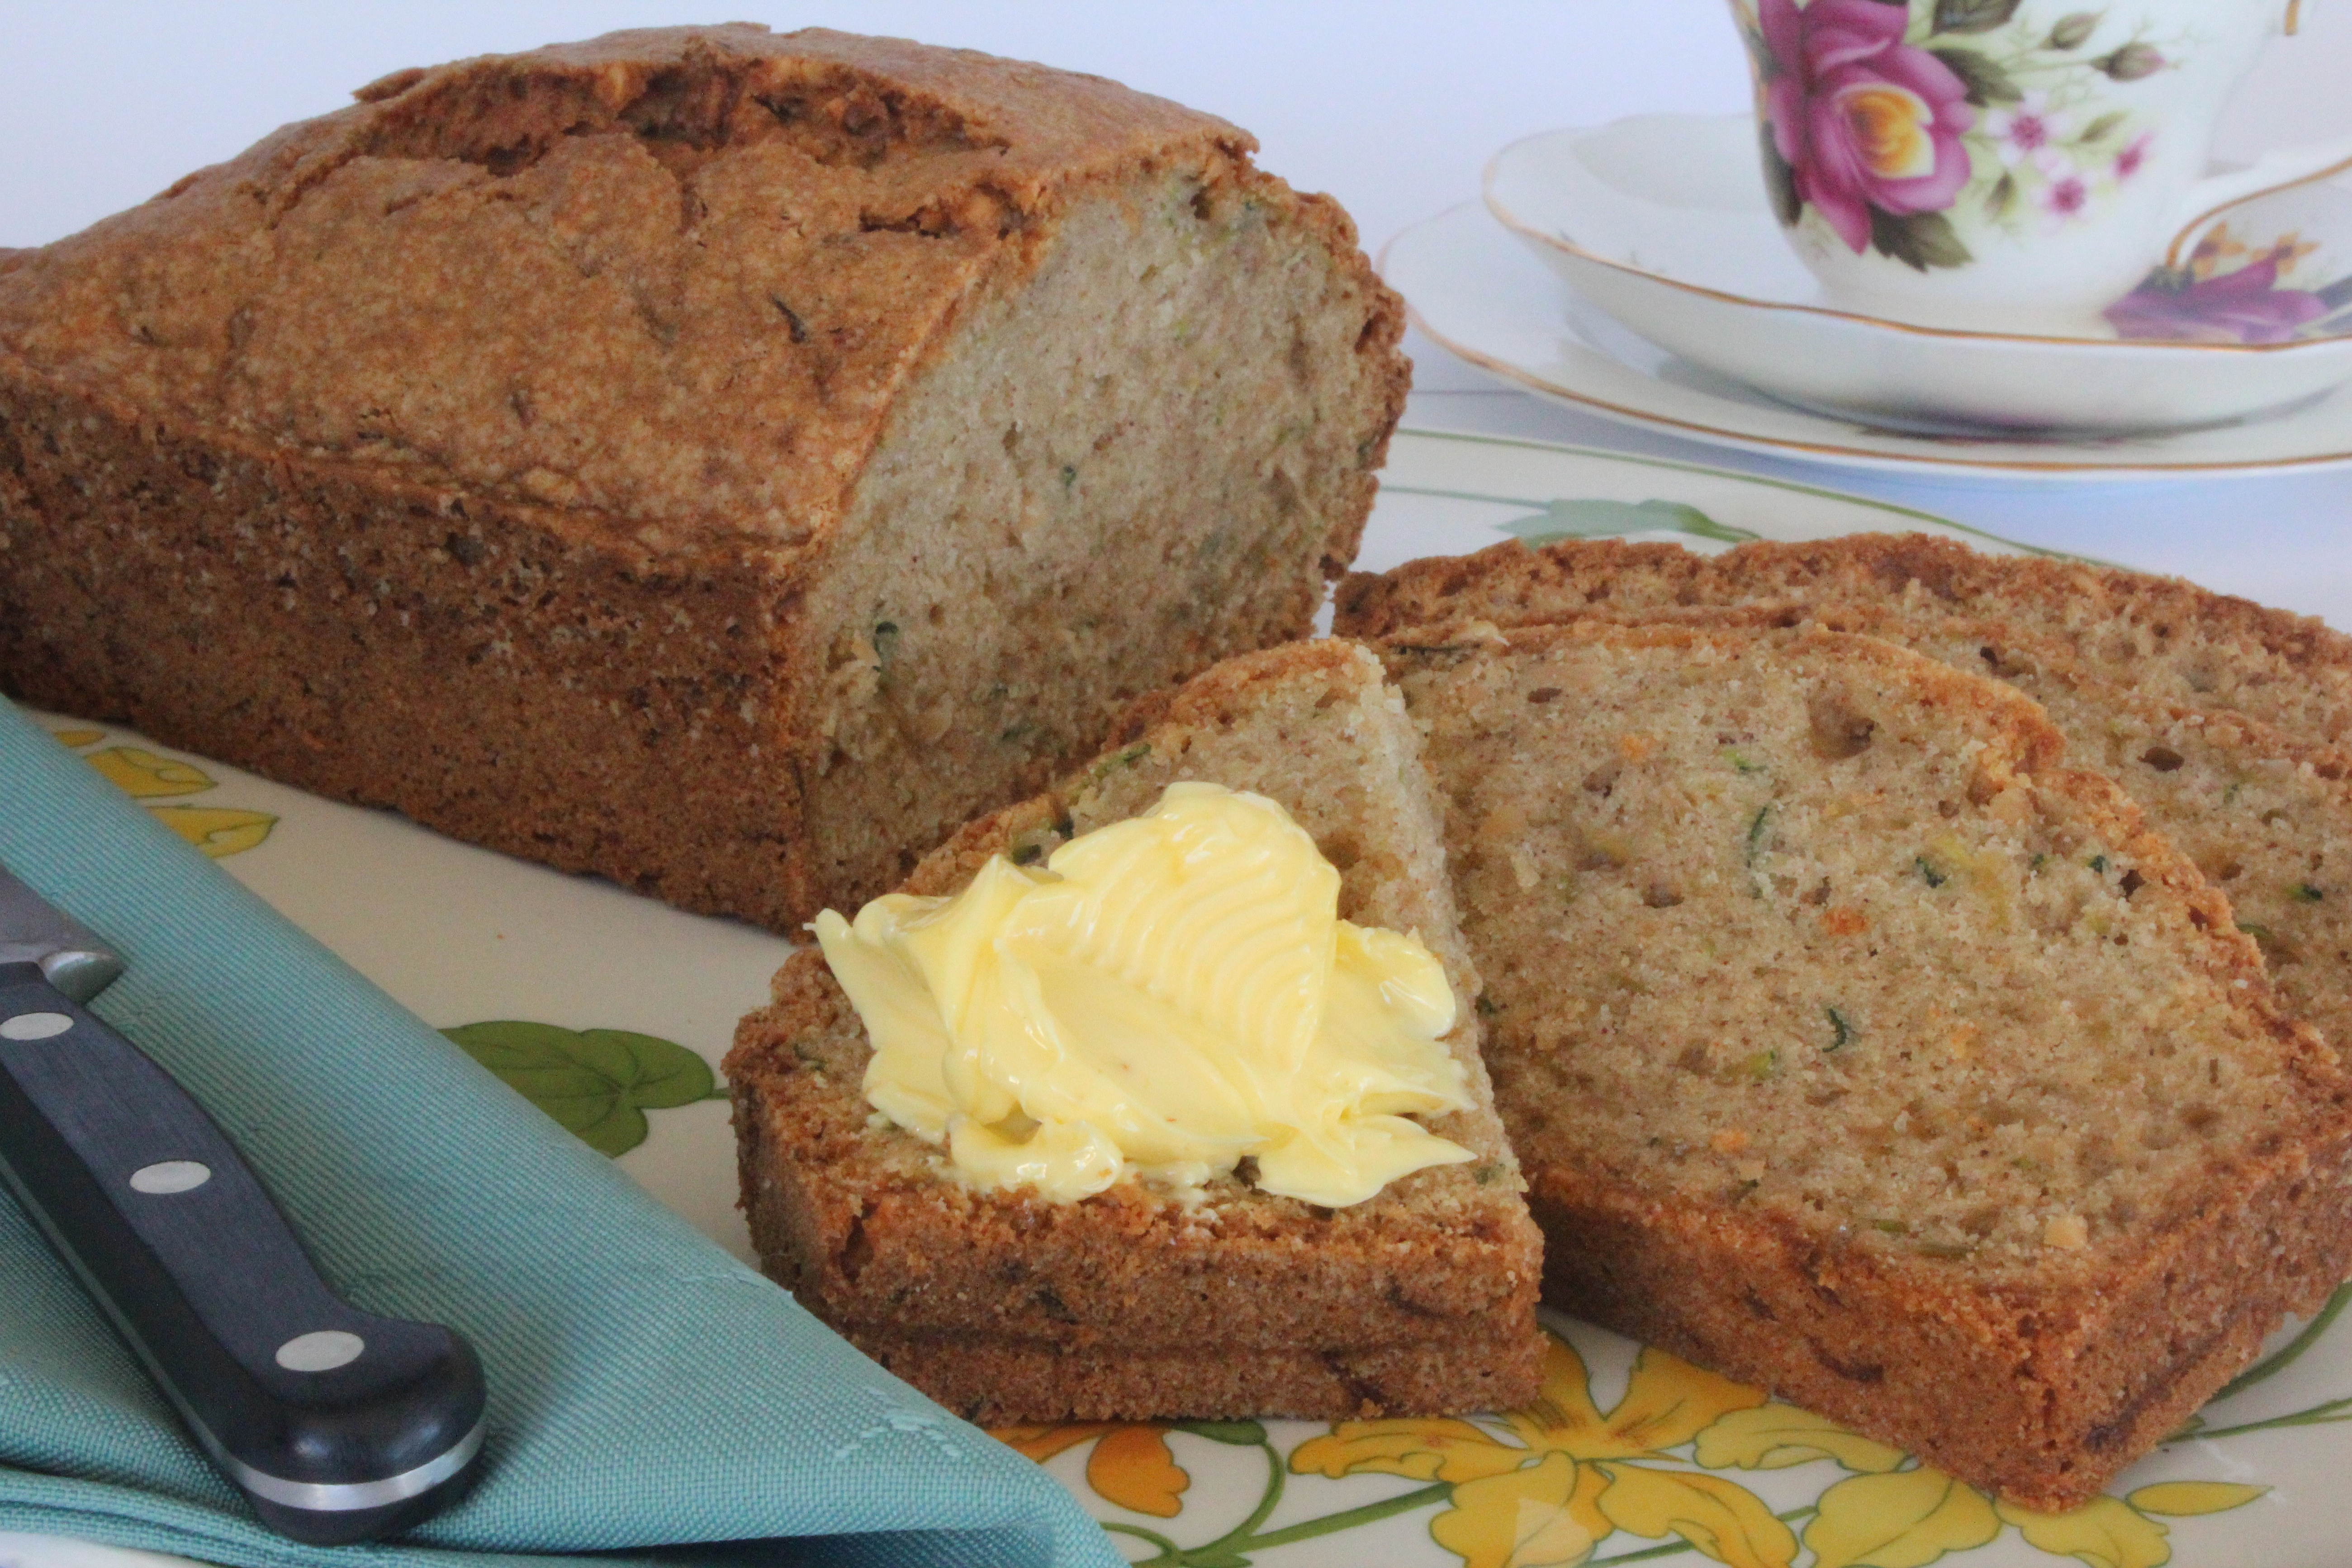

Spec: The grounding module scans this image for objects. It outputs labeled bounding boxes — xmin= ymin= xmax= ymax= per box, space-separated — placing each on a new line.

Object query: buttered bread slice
xmin=1380 ymin=620 xmax=2352 ymax=1509
xmin=726 ymin=641 xmax=1545 ymax=1421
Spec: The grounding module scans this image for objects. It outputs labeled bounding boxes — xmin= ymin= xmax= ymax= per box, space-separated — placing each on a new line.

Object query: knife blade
xmin=0 ymin=857 xmax=486 ymax=1545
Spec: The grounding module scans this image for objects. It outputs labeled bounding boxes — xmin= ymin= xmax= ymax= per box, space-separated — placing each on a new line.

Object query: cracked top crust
xmin=0 ymin=25 xmax=1262 ymax=549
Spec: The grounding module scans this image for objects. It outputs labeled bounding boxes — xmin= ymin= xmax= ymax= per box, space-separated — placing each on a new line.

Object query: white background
xmin=2 ymin=0 xmax=2350 ymax=614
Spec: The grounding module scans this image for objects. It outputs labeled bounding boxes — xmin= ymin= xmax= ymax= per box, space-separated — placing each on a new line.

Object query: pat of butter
xmin=812 ymin=781 xmax=1476 ymax=1207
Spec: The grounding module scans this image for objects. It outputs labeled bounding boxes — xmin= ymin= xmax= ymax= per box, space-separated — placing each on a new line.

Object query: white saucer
xmin=1484 ymin=116 xmax=2352 ymax=436
xmin=1384 ymin=201 xmax=2352 ymax=479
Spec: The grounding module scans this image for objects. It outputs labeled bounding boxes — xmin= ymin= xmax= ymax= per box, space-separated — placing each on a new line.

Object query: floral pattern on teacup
xmin=1749 ymin=0 xmax=1979 ymax=259
xmin=2106 ymin=222 xmax=2352 ymax=343
xmin=1740 ymin=0 xmax=2174 ymax=271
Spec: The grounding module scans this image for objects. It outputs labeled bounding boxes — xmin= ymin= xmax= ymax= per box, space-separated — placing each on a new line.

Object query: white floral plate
xmin=1484 ymin=117 xmax=2352 ymax=434
xmin=11 ymin=431 xmax=2349 ymax=1568
xmin=1388 ymin=202 xmax=2352 ymax=478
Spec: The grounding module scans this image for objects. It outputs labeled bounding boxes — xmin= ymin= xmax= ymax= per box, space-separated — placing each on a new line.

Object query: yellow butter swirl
xmin=812 ymin=782 xmax=1475 ymax=1206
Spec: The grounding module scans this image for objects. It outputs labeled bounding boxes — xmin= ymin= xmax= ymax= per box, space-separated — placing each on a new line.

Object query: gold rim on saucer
xmin=1379 ymin=212 xmax=2352 ymax=478
xmin=1484 ymin=128 xmax=2348 ymax=356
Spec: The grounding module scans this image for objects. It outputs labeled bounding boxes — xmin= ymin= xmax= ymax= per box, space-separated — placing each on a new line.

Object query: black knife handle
xmin=0 ymin=963 xmax=485 ymax=1544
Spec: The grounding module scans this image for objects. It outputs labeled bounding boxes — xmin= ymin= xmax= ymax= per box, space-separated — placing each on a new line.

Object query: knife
xmin=0 ymin=857 xmax=486 ymax=1544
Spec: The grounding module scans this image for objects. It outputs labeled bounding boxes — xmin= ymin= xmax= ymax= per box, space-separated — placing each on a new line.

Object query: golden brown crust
xmin=0 ymin=24 xmax=1255 ymax=543
xmin=0 ymin=365 xmax=823 ymax=922
xmin=840 ymin=1325 xmax=1548 ymax=1426
xmin=1337 ymin=533 xmax=2352 ymax=745
xmin=1530 ymin=1108 xmax=2352 ymax=1510
xmin=725 ymin=640 xmax=1546 ymax=1420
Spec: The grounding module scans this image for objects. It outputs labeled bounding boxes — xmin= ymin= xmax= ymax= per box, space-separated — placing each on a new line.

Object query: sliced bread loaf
xmin=1379 ymin=619 xmax=2352 ymax=1508
xmin=0 ymin=25 xmax=1409 ymax=930
xmin=725 ymin=640 xmax=1546 ymax=1422
xmin=1339 ymin=534 xmax=2352 ymax=747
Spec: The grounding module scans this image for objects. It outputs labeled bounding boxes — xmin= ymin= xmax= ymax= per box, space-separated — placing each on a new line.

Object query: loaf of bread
xmin=0 ymin=25 xmax=1409 ymax=929
xmin=725 ymin=640 xmax=1546 ymax=1421
xmin=1377 ymin=618 xmax=2352 ymax=1508
xmin=1339 ymin=534 xmax=2352 ymax=747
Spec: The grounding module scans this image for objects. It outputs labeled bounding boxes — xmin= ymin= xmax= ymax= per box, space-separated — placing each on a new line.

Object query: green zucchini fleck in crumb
xmin=2086 ymin=853 xmax=2108 ymax=873
xmin=1744 ymin=805 xmax=1774 ymax=899
xmin=2293 ymin=883 xmax=2326 ymax=903
xmin=1085 ymin=743 xmax=1152 ymax=786
xmin=2030 ymin=853 xmax=2048 ymax=872
xmin=2240 ymin=921 xmax=2293 ymax=962
xmin=1915 ymin=856 xmax=1947 ymax=889
xmin=1473 ymin=1164 xmax=1501 ymax=1186
xmin=1722 ymin=748 xmax=1763 ymax=775
xmin=999 ymin=720 xmax=1037 ymax=744
xmin=871 ymin=621 xmax=900 ymax=670
xmin=1869 ymin=1218 xmax=1910 ymax=1236
xmin=1718 ymin=1048 xmax=1778 ymax=1085
xmin=1059 ymin=464 xmax=1077 ymax=489
xmin=1916 ymin=1241 xmax=1973 ymax=1260
xmin=1826 ymin=1007 xmax=1852 ymax=1051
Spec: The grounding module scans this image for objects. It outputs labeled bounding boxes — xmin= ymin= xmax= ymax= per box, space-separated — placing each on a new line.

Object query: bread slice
xmin=1378 ymin=619 xmax=2352 ymax=1509
xmin=1445 ymin=597 xmax=2352 ymax=1075
xmin=0 ymin=25 xmax=1409 ymax=931
xmin=1339 ymin=534 xmax=2352 ymax=747
xmin=724 ymin=640 xmax=1546 ymax=1422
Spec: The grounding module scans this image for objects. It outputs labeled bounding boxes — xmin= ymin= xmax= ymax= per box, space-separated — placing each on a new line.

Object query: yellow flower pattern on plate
xmin=998 ymin=1313 xmax=2304 ymax=1568
xmin=999 ymin=1424 xmax=1191 ymax=1519
xmin=52 ymin=729 xmax=277 ymax=857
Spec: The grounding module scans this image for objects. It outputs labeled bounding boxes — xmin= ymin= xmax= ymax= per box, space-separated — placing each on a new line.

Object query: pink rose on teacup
xmin=1756 ymin=0 xmax=1977 ymax=256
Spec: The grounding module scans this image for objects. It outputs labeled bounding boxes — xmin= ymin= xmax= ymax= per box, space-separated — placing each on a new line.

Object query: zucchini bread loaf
xmin=0 ymin=24 xmax=1409 ymax=928
xmin=726 ymin=640 xmax=1546 ymax=1421
xmin=1378 ymin=619 xmax=2352 ymax=1508
xmin=1339 ymin=533 xmax=2352 ymax=747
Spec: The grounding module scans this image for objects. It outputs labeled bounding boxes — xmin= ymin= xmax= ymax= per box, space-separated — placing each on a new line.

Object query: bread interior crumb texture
xmin=802 ymin=173 xmax=1391 ymax=904
xmin=1389 ymin=624 xmax=2331 ymax=1270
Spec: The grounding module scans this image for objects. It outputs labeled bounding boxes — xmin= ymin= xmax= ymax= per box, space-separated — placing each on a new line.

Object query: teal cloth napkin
xmin=0 ymin=698 xmax=1121 ymax=1568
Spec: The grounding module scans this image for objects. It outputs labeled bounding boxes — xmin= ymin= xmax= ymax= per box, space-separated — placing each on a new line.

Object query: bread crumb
xmin=2044 ymin=1214 xmax=2089 ymax=1249
xmin=1822 ymin=906 xmax=1869 ymax=936
xmin=1711 ymin=1128 xmax=1750 ymax=1155
xmin=1620 ymin=733 xmax=1659 ymax=763
xmin=1948 ymin=1023 xmax=1980 ymax=1062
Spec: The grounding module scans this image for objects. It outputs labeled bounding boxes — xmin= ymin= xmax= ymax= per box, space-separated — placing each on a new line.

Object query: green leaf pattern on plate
xmin=1381 ymin=487 xmax=1764 ymax=548
xmin=442 ymin=1020 xmax=726 ymax=1157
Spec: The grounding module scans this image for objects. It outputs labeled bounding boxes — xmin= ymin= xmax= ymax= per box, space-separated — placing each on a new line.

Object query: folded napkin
xmin=0 ymin=698 xmax=1120 ymax=1568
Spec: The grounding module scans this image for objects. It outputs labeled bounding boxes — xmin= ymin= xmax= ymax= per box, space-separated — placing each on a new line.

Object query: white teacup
xmin=1728 ymin=0 xmax=2352 ymax=333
